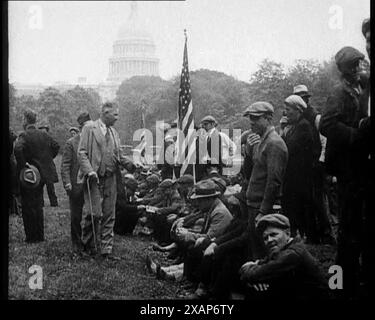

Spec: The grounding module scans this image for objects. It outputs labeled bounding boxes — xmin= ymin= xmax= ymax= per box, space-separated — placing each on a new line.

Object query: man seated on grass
xmin=146 ymin=179 xmax=233 ymax=283
xmin=239 ymin=213 xmax=329 ymax=300
xmin=189 ymin=193 xmax=249 ymax=299
xmin=114 ymin=174 xmax=146 ymax=235
xmin=151 ymin=175 xmax=196 ymax=247
xmin=138 ymin=174 xmax=161 ymax=205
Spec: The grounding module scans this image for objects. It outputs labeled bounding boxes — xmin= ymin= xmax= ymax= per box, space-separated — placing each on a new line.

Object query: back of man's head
xmin=23 ymin=110 xmax=37 ymax=125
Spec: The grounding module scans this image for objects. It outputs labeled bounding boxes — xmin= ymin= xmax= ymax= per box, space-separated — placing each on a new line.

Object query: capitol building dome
xmin=107 ymin=2 xmax=159 ymax=82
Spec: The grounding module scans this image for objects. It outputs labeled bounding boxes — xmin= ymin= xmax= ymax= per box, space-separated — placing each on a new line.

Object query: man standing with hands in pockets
xmin=78 ymin=102 xmax=136 ymax=260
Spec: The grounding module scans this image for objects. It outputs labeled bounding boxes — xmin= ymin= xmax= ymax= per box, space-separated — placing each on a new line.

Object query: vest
xmin=98 ymin=128 xmax=116 ymax=177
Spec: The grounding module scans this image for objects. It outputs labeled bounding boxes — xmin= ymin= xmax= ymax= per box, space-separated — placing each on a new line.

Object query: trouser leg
xmin=21 ymin=183 xmax=44 ymax=242
xmin=184 ymin=240 xmax=210 ymax=283
xmin=336 ymin=181 xmax=363 ymax=298
xmin=100 ymin=174 xmax=117 ymax=255
xmin=81 ymin=179 xmax=101 ymax=252
xmin=70 ymin=190 xmax=84 ymax=251
xmin=46 ymin=183 xmax=58 ymax=206
xmin=313 ymin=164 xmax=333 ymax=241
xmin=210 ymin=249 xmax=247 ymax=299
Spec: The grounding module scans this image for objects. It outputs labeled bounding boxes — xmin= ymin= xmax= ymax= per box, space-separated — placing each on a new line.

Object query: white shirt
xmin=98 ymin=118 xmax=108 ymax=136
xmin=206 ymin=127 xmax=237 ymax=164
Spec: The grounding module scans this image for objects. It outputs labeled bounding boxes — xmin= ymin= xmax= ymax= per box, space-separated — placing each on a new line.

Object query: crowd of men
xmin=9 ymin=18 xmax=371 ymax=300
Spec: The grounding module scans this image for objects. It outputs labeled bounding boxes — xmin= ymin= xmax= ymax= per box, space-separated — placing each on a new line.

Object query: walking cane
xmin=86 ymin=177 xmax=98 ymax=252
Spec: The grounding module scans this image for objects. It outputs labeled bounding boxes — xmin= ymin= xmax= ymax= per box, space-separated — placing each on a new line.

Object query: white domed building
xmin=99 ymin=2 xmax=159 ymax=101
xmin=108 ymin=2 xmax=159 ymax=82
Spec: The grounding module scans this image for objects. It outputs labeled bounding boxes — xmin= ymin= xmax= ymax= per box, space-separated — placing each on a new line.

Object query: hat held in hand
xmin=20 ymin=163 xmax=41 ymax=189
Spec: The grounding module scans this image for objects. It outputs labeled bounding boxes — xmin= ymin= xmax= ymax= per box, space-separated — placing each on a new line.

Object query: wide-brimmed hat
xmin=293 ymin=84 xmax=311 ymax=98
xmin=189 ymin=179 xmax=221 ymax=199
xmin=210 ymin=176 xmax=227 ymax=194
xmin=19 ymin=164 xmax=41 ymax=189
xmin=177 ymin=174 xmax=194 ymax=185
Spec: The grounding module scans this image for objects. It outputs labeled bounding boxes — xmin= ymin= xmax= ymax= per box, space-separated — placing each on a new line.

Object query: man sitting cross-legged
xmin=239 ymin=213 xmax=329 ymax=300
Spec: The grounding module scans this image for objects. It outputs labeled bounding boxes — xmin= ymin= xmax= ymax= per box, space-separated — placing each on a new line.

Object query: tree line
xmin=10 ymin=57 xmax=367 ymax=148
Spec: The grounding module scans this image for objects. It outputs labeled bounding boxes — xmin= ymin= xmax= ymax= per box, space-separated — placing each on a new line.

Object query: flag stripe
xmin=177 ymin=34 xmax=195 ymax=176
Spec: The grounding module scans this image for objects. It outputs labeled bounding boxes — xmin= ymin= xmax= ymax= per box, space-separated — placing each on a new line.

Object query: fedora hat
xmin=189 ymin=179 xmax=221 ymax=199
xmin=19 ymin=163 xmax=41 ymax=189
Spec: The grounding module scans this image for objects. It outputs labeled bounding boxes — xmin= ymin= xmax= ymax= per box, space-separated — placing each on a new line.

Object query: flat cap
xmin=243 ymin=101 xmax=274 ymax=117
xmin=293 ymin=84 xmax=311 ymax=97
xmin=335 ymin=46 xmax=365 ymax=73
xmin=146 ymin=174 xmax=160 ymax=185
xmin=38 ymin=124 xmax=50 ymax=131
xmin=362 ymin=18 xmax=370 ymax=37
xmin=284 ymin=95 xmax=307 ymax=112
xmin=177 ymin=174 xmax=195 ymax=185
xmin=77 ymin=112 xmax=91 ymax=126
xmin=200 ymin=115 xmax=217 ymax=124
xmin=158 ymin=122 xmax=171 ymax=133
xmin=256 ymin=213 xmax=290 ymax=234
xmin=69 ymin=126 xmax=79 ymax=133
xmin=159 ymin=179 xmax=175 ymax=189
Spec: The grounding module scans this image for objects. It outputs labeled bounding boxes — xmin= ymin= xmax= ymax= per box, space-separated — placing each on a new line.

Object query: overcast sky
xmin=9 ymin=0 xmax=370 ymax=85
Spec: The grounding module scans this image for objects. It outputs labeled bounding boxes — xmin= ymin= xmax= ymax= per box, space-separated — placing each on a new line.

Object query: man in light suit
xmin=78 ymin=102 xmax=136 ymax=260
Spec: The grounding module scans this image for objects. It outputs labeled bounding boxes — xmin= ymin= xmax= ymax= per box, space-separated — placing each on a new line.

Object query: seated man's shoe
xmin=146 ymin=255 xmax=160 ymax=275
xmin=139 ymin=226 xmax=154 ymax=236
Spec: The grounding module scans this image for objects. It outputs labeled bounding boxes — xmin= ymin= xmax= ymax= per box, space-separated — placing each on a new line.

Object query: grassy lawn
xmin=8 ymin=155 xmax=337 ymax=300
xmin=8 ymin=154 xmax=183 ymax=300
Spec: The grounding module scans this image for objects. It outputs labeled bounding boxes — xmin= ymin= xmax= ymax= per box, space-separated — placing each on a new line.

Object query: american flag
xmin=177 ymin=30 xmax=195 ymax=177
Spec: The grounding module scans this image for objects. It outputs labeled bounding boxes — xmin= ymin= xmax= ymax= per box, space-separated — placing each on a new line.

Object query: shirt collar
xmin=98 ymin=118 xmax=108 ymax=128
xmin=207 ymin=127 xmax=216 ymax=136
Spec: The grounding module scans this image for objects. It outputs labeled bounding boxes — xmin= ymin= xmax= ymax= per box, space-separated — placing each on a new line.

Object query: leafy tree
xmin=64 ymin=85 xmax=101 ymax=125
xmin=116 ymin=76 xmax=175 ymax=143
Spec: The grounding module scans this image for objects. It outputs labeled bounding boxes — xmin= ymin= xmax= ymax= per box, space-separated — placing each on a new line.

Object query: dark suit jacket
xmin=246 ymin=127 xmax=288 ymax=214
xmin=320 ymin=75 xmax=370 ymax=181
xmin=61 ymin=134 xmax=82 ymax=195
xmin=14 ymin=125 xmax=60 ymax=184
xmin=282 ymin=118 xmax=314 ymax=196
